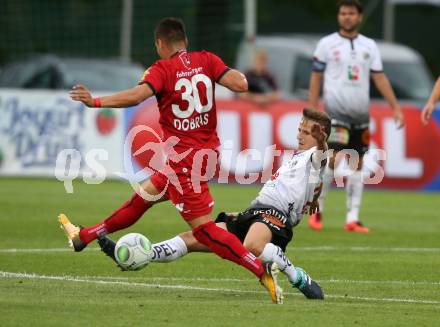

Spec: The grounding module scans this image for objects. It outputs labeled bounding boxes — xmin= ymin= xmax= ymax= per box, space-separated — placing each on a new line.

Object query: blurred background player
xmin=238 ymin=49 xmax=281 ymax=107
xmin=421 ymin=76 xmax=440 ymax=124
xmin=308 ymin=0 xmax=404 ymax=233
xmin=61 ymin=17 xmax=283 ymax=304
xmin=99 ymin=108 xmax=330 ymax=300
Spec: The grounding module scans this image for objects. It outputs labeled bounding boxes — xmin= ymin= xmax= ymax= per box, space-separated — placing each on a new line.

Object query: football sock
xmin=192 ymin=221 xmax=264 ymax=278
xmin=149 ymin=236 xmax=188 ymax=263
xmin=79 ymin=193 xmax=152 ymax=245
xmin=346 ymin=170 xmax=363 ymax=223
xmin=318 ymin=167 xmax=334 ymax=212
xmin=259 ymin=243 xmax=298 ymax=284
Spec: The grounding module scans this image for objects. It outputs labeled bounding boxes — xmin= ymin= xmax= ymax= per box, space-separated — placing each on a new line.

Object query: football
xmin=114 ymin=233 xmax=153 ymax=271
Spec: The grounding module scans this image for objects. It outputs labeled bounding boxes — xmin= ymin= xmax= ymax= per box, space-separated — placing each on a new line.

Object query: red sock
xmin=79 ymin=193 xmax=152 ymax=245
xmin=192 ymin=221 xmax=264 ymax=278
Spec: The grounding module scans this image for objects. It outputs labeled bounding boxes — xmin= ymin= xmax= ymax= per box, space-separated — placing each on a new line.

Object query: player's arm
xmin=217 ymin=69 xmax=248 ymax=93
xmin=69 ymin=83 xmax=154 ymax=108
xmin=371 ymin=72 xmax=404 ymax=128
xmin=310 ymin=123 xmax=328 ymax=169
xmin=308 ymin=123 xmax=327 ymax=215
xmin=308 ymin=71 xmax=323 ymax=109
xmin=309 ymin=38 xmax=327 ymax=109
xmin=308 ymin=182 xmax=323 ymax=215
xmin=421 ymin=77 xmax=440 ymax=125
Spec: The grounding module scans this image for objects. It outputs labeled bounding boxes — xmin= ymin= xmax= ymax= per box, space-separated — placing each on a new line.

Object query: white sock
xmin=318 ymin=167 xmax=334 ymax=212
xmin=149 ymin=236 xmax=188 ymax=263
xmin=259 ymin=243 xmax=298 ymax=284
xmin=346 ymin=171 xmax=364 ymax=223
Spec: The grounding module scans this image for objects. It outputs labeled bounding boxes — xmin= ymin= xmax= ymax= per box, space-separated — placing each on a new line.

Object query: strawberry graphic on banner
xmin=96 ymin=108 xmax=117 ymax=135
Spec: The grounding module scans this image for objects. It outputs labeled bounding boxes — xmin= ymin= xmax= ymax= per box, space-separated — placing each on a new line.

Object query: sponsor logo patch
xmin=328 ymin=127 xmax=350 ymax=145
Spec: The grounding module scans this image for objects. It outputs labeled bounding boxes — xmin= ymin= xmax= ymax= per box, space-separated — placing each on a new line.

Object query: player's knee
xmin=243 ymin=240 xmax=265 ymax=257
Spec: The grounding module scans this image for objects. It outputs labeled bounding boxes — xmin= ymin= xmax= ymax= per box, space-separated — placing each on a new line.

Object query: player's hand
xmin=421 ymin=102 xmax=435 ymax=125
xmin=308 ymin=200 xmax=320 ymax=215
xmin=69 ymin=84 xmax=93 ymax=107
xmin=393 ymin=106 xmax=404 ymax=129
xmin=311 ymin=123 xmax=327 ymax=143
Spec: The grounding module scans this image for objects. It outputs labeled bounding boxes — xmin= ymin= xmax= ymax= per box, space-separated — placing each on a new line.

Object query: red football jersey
xmin=139 ymin=50 xmax=230 ymax=151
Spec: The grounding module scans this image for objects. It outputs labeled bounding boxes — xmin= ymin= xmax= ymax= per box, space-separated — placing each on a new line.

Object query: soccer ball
xmin=114 ymin=233 xmax=153 ymax=271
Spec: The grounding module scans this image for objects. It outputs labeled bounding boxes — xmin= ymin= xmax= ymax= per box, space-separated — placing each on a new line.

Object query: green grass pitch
xmin=0 ymin=178 xmax=439 ymax=326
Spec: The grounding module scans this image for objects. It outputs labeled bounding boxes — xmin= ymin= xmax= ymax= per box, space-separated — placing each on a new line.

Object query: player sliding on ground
xmin=98 ymin=108 xmax=330 ymax=300
xmin=60 ymin=17 xmax=283 ymax=304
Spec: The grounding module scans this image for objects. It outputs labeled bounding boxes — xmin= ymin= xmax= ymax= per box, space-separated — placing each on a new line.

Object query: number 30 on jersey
xmin=172 ymin=74 xmax=213 ymax=131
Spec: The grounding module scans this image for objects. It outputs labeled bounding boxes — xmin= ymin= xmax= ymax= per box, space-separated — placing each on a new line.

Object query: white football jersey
xmin=252 ymin=147 xmax=323 ymax=227
xmin=313 ymin=32 xmax=383 ymax=123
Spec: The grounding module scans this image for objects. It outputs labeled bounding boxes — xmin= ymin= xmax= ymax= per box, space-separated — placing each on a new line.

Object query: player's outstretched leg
xmin=192 ymin=220 xmax=283 ymax=304
xmin=98 ymin=234 xmax=189 ymax=266
xmin=345 ymin=171 xmax=369 ymax=233
xmin=58 ymin=192 xmax=153 ymax=251
xmin=293 ymin=267 xmax=324 ymax=300
xmin=259 ymin=243 xmax=323 ymax=300
xmin=81 ymin=192 xmax=153 ymax=244
xmin=98 ymin=236 xmax=117 ymax=263
xmin=58 ymin=214 xmax=86 ymax=252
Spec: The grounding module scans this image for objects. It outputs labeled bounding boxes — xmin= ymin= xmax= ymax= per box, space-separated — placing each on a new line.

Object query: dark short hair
xmin=337 ymin=0 xmax=363 ymax=14
xmin=154 ymin=17 xmax=187 ymax=43
xmin=303 ymin=108 xmax=331 ymax=139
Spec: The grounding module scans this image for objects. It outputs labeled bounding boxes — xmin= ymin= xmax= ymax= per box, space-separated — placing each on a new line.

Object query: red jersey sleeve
xmin=138 ymin=62 xmax=166 ymax=94
xmin=207 ymin=52 xmax=230 ymax=82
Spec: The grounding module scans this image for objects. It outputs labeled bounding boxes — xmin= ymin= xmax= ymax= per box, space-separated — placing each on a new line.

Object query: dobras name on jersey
xmin=174 ymin=113 xmax=209 ymax=131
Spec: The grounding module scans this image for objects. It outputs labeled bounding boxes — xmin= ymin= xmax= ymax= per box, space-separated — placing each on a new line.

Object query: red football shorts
xmin=150 ymin=148 xmax=218 ymax=221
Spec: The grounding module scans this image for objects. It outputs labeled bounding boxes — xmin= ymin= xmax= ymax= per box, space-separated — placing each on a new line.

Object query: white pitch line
xmin=1 ymin=271 xmax=439 ymax=305
xmin=0 ymin=271 xmax=275 ymax=294
xmin=325 ymin=294 xmax=440 ymax=305
xmin=86 ymin=275 xmax=440 ymax=286
xmin=322 ymin=279 xmax=440 ymax=286
xmin=1 ymin=246 xmax=440 ymax=253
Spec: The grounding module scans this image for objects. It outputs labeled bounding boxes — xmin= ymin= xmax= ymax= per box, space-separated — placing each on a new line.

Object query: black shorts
xmin=327 ymin=120 xmax=370 ymax=156
xmin=215 ymin=206 xmax=293 ymax=252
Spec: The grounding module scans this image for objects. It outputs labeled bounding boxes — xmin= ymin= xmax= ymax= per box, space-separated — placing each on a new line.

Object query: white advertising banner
xmin=0 ymin=90 xmax=124 ymax=178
